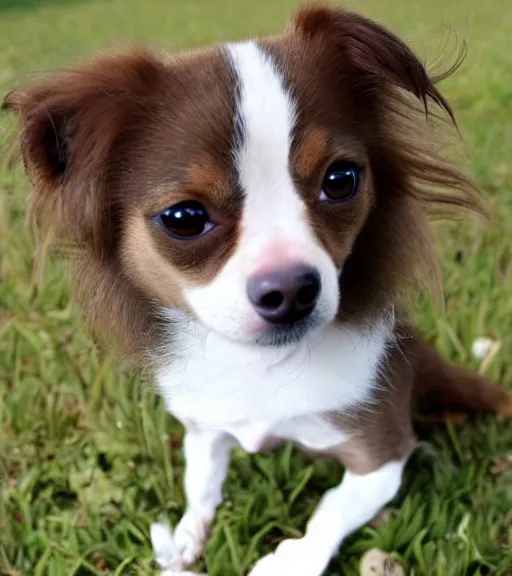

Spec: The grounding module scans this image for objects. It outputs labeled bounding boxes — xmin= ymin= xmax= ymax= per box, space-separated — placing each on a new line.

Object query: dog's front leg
xmin=249 ymin=459 xmax=406 ymax=576
xmin=151 ymin=425 xmax=234 ymax=572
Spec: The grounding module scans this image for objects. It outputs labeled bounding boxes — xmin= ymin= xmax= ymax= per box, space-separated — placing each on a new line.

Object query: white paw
xmin=151 ymin=512 xmax=209 ymax=572
xmin=249 ymin=552 xmax=289 ymax=576
xmin=249 ymin=538 xmax=324 ymax=576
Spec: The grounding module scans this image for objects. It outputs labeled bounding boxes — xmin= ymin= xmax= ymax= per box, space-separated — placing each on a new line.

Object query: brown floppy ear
xmin=2 ymin=49 xmax=166 ymax=259
xmin=292 ymin=5 xmax=484 ymax=314
xmin=293 ymin=5 xmax=459 ymax=123
xmin=292 ymin=4 xmax=484 ymax=216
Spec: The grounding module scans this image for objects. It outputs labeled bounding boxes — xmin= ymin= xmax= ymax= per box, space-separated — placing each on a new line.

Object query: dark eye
xmin=320 ymin=161 xmax=360 ymax=202
xmin=155 ymin=200 xmax=214 ymax=239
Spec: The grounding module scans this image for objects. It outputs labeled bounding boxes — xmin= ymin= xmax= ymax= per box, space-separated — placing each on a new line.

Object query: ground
xmin=0 ymin=0 xmax=511 ymax=575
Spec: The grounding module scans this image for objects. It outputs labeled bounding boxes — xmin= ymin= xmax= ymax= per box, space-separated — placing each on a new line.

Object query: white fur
xmin=151 ymin=428 xmax=234 ymax=571
xmin=153 ymin=314 xmax=393 ymax=572
xmin=183 ymin=41 xmax=340 ymax=343
xmin=249 ymin=460 xmax=406 ymax=575
xmin=151 ymin=41 xmax=399 ymax=576
xmin=156 ymin=312 xmax=393 ymax=429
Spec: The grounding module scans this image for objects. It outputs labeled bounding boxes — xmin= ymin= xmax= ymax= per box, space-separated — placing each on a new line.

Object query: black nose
xmin=247 ymin=265 xmax=321 ymax=325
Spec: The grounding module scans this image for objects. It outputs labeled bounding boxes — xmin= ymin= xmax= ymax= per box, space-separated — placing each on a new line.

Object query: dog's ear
xmin=2 ymin=49 xmax=165 ymax=257
xmin=293 ymin=5 xmax=459 ymax=123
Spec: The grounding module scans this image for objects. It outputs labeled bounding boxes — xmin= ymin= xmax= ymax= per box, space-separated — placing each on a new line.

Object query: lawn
xmin=0 ymin=0 xmax=511 ymax=575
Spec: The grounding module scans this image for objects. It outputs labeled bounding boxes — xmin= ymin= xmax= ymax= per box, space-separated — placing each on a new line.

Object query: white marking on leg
xmin=151 ymin=427 xmax=234 ymax=571
xmin=249 ymin=460 xmax=406 ymax=576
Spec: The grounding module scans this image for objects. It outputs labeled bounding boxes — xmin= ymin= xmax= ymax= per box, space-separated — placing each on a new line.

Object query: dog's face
xmin=120 ymin=40 xmax=373 ymax=347
xmin=4 ymin=6 xmax=478 ymax=352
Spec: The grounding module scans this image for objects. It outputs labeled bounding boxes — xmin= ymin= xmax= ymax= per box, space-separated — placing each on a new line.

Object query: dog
xmin=4 ymin=4 xmax=511 ymax=575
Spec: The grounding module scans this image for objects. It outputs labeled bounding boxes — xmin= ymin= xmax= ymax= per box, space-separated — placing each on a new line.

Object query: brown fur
xmin=326 ymin=329 xmax=418 ymax=475
xmin=326 ymin=327 xmax=512 ymax=475
xmin=3 ymin=47 xmax=240 ymax=357
xmin=412 ymin=337 xmax=512 ymax=417
xmin=185 ymin=155 xmax=231 ymax=203
xmin=121 ymin=215 xmax=188 ymax=310
xmin=292 ymin=125 xmax=330 ymax=179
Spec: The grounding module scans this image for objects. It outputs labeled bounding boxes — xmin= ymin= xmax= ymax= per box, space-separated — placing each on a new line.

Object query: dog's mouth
xmin=161 ymin=307 xmax=325 ymax=350
xmin=252 ymin=315 xmax=322 ymax=347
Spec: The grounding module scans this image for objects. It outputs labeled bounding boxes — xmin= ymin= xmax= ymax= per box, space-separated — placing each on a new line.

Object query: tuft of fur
xmin=3 ymin=49 xmax=169 ymax=358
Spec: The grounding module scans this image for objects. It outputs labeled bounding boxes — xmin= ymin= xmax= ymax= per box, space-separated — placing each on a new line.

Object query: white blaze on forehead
xmin=228 ymin=41 xmax=309 ymax=257
xmin=182 ymin=42 xmax=340 ymax=342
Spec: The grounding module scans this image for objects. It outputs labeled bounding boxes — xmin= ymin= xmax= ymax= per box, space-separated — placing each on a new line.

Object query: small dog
xmin=4 ymin=4 xmax=511 ymax=575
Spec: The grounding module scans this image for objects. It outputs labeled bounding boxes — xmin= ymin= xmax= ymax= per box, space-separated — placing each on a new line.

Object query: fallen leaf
xmin=471 ymin=337 xmax=495 ymax=359
xmin=370 ymin=508 xmax=392 ymax=528
xmin=491 ymin=454 xmax=512 ymax=474
xmin=471 ymin=336 xmax=502 ymax=375
xmin=74 ymin=508 xmax=89 ymax=528
xmin=360 ymin=548 xmax=405 ymax=576
xmin=5 ymin=475 xmax=17 ymax=490
xmin=62 ymin=395 xmax=81 ymax=418
xmin=91 ymin=552 xmax=105 ymax=570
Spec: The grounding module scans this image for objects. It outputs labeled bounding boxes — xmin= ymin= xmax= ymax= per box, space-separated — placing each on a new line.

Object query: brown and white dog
xmin=4 ymin=4 xmax=512 ymax=575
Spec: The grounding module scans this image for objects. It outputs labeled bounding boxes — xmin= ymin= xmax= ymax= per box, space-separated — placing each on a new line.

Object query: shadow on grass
xmin=0 ymin=0 xmax=93 ymax=13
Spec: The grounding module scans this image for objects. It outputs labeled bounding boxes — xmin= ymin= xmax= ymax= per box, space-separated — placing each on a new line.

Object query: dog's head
xmin=4 ymin=5 xmax=483 ymax=353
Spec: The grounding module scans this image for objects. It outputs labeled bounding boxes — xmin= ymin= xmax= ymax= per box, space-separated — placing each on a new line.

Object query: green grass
xmin=1 ymin=0 xmax=511 ymax=574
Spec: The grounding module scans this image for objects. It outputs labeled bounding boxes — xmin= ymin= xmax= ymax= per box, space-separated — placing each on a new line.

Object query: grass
xmin=0 ymin=0 xmax=511 ymax=574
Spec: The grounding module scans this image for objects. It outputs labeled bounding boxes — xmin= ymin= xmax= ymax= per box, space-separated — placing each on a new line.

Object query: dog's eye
xmin=320 ymin=161 xmax=360 ymax=202
xmin=155 ymin=201 xmax=214 ymax=239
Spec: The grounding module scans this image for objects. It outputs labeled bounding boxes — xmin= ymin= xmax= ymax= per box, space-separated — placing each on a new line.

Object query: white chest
xmin=156 ymin=316 xmax=392 ymax=453
xmin=222 ymin=414 xmax=350 ymax=453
